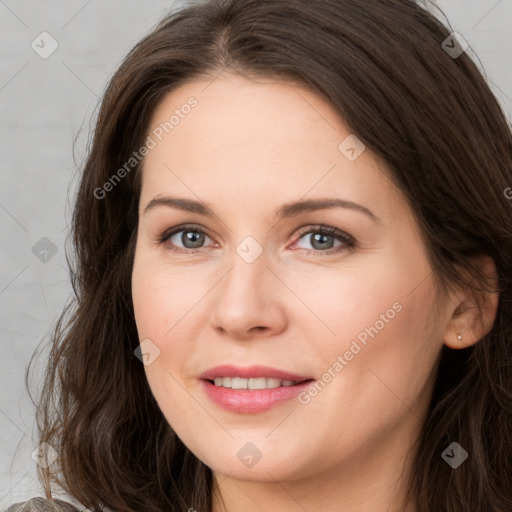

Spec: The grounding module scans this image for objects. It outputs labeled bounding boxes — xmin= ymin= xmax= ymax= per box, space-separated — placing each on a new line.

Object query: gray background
xmin=1 ymin=0 xmax=511 ymax=508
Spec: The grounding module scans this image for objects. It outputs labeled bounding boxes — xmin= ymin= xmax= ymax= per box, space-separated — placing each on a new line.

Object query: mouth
xmin=198 ymin=364 xmax=315 ymax=413
xmin=200 ymin=377 xmax=316 ymax=415
xmin=205 ymin=376 xmax=313 ymax=389
xmin=198 ymin=364 xmax=313 ymax=383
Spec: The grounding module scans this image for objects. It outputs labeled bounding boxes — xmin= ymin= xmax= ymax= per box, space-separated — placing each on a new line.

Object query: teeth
xmin=212 ymin=377 xmax=299 ymax=389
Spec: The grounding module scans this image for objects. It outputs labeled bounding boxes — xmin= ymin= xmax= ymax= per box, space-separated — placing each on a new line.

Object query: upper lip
xmin=198 ymin=364 xmax=313 ymax=382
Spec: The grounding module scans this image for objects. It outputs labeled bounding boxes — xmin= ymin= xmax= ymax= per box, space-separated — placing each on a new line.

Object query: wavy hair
xmin=30 ymin=0 xmax=512 ymax=511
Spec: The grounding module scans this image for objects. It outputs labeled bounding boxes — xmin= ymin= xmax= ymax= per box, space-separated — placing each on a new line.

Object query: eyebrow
xmin=143 ymin=196 xmax=381 ymax=223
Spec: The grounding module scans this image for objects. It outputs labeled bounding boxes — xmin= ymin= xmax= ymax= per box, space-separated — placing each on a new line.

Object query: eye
xmin=157 ymin=224 xmax=214 ymax=253
xmin=156 ymin=223 xmax=355 ymax=256
xmin=292 ymin=225 xmax=355 ymax=255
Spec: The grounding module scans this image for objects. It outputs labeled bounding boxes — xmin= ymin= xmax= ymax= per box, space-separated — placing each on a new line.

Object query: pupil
xmin=184 ymin=231 xmax=204 ymax=248
xmin=312 ymin=233 xmax=333 ymax=250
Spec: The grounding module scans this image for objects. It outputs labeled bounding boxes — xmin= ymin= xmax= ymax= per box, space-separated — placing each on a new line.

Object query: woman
xmin=8 ymin=0 xmax=512 ymax=511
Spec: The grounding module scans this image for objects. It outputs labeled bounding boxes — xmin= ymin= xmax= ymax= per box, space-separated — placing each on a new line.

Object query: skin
xmin=131 ymin=72 xmax=498 ymax=512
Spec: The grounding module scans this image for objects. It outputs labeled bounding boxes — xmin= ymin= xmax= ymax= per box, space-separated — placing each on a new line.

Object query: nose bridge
xmin=220 ymin=241 xmax=270 ymax=305
xmin=210 ymin=240 xmax=285 ymax=336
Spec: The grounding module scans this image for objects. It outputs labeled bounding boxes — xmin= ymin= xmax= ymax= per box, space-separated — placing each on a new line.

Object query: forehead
xmin=140 ymin=73 xmax=401 ymax=221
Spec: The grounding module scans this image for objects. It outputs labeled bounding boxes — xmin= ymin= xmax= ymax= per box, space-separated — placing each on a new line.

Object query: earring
xmin=457 ymin=333 xmax=463 ymax=344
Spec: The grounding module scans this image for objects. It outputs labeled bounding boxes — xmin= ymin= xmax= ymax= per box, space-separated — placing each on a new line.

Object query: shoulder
xmin=4 ymin=497 xmax=82 ymax=512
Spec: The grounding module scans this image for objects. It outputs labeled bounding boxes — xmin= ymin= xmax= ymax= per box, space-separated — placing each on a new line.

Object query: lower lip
xmin=200 ymin=379 xmax=315 ymax=413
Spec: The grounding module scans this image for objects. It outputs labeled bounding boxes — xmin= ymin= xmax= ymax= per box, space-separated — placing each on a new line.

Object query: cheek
xmin=131 ymin=258 xmax=202 ymax=424
xmin=131 ymin=254 xmax=213 ymax=398
xmin=312 ymin=276 xmax=441 ymax=427
xmin=295 ymin=256 xmax=442 ymax=407
xmin=132 ymin=253 xmax=211 ymax=338
xmin=276 ymin=259 xmax=408 ymax=354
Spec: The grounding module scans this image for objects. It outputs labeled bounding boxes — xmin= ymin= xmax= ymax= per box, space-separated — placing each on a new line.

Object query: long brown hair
xmin=30 ymin=0 xmax=512 ymax=510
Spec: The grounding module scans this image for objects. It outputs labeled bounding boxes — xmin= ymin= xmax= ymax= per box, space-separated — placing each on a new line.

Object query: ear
xmin=443 ymin=254 xmax=500 ymax=349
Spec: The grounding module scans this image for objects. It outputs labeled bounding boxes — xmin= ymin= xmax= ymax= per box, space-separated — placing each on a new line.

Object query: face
xmin=131 ymin=72 xmax=448 ymax=484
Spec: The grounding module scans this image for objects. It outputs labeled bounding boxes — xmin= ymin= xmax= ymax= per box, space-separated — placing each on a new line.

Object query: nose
xmin=210 ymin=249 xmax=287 ymax=340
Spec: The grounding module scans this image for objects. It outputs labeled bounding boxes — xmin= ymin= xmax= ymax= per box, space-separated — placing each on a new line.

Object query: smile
xmin=200 ymin=379 xmax=315 ymax=414
xmin=211 ymin=377 xmax=301 ymax=389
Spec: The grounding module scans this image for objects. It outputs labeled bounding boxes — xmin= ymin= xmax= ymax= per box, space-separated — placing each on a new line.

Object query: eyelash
xmin=156 ymin=223 xmax=355 ymax=256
